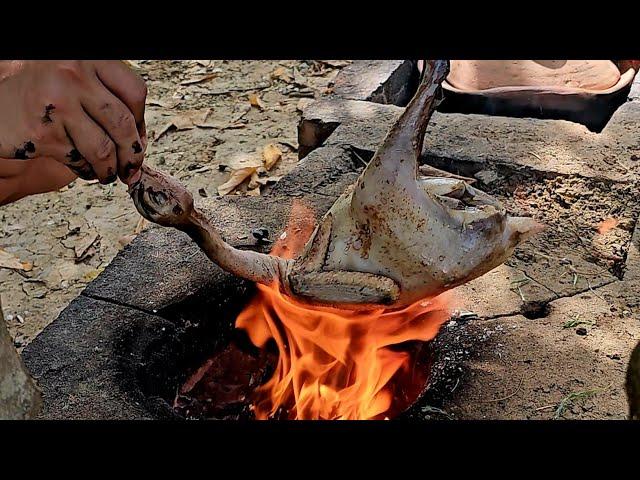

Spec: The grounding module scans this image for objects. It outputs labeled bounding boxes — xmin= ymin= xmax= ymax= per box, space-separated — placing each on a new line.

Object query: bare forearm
xmin=0 ymin=157 xmax=75 ymax=205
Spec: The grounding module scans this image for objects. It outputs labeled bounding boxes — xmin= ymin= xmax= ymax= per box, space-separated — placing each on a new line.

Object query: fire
xmin=234 ymin=200 xmax=453 ymax=420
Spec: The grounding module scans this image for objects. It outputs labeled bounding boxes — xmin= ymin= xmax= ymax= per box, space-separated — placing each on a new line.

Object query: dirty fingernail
xmin=102 ymin=173 xmax=118 ymax=184
xmin=127 ymin=168 xmax=142 ymax=186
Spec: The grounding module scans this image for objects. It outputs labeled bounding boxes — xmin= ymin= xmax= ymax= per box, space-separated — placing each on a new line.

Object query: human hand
xmin=0 ymin=60 xmax=147 ymax=190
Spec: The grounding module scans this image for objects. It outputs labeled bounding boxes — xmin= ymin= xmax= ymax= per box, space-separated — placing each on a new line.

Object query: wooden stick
xmin=418 ymin=164 xmax=477 ymax=184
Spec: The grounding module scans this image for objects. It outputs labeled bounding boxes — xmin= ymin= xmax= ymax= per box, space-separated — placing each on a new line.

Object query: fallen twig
xmin=418 ymin=164 xmax=476 ymax=184
xmin=202 ymin=83 xmax=270 ymax=96
xmin=479 ymin=372 xmax=525 ymax=403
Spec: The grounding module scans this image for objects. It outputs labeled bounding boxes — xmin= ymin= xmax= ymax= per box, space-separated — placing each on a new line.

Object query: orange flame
xmin=235 ymin=200 xmax=453 ymax=420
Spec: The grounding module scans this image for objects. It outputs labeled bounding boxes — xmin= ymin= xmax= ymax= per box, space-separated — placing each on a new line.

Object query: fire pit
xmin=22 ymin=60 xmax=640 ymax=420
xmin=22 ymin=142 xmax=464 ymax=420
xmin=172 ymin=331 xmax=437 ymax=420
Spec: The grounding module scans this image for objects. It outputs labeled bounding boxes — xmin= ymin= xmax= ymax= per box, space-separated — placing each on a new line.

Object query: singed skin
xmin=130 ymin=60 xmax=542 ymax=310
xmin=287 ymin=60 xmax=541 ymax=307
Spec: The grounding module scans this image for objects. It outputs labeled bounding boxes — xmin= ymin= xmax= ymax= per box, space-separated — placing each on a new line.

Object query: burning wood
xmin=129 ymin=60 xmax=542 ymax=309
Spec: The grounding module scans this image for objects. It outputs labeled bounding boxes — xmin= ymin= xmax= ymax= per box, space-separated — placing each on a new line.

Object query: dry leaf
xmin=82 ymin=267 xmax=104 ymax=283
xmin=134 ymin=217 xmax=148 ymax=235
xmin=262 ymin=143 xmax=282 ymax=171
xmin=154 ymin=109 xmax=212 ymax=141
xmin=76 ymin=233 xmax=99 ymax=258
xmin=597 ymin=218 xmax=619 ymax=235
xmin=123 ymin=60 xmax=142 ymax=70
xmin=192 ymin=120 xmax=245 ymax=130
xmin=293 ymin=68 xmax=309 ymax=87
xmin=231 ymin=104 xmax=251 ymax=123
xmin=248 ymin=93 xmax=265 ymax=110
xmin=248 ymin=171 xmax=261 ymax=190
xmin=0 ymin=248 xmax=33 ymax=272
xmin=74 ymin=233 xmax=100 ymax=262
xmin=22 ymin=280 xmax=48 ymax=299
xmin=271 ymin=66 xmax=293 ymax=83
xmin=118 ymin=235 xmax=137 ymax=249
xmin=225 ymin=151 xmax=263 ymax=170
xmin=319 ymin=60 xmax=350 ymax=68
xmin=278 ymin=140 xmax=298 ymax=152
xmin=190 ymin=165 xmax=213 ymax=174
xmin=155 ymin=122 xmax=179 ymax=141
xmin=180 ymin=73 xmax=218 ymax=86
xmin=296 ymin=98 xmax=314 ymax=112
xmin=77 ymin=246 xmax=98 ymax=263
xmin=4 ymin=224 xmax=25 ymax=233
xmin=147 ymin=98 xmax=169 ymax=107
xmin=148 ymin=98 xmax=181 ymax=109
xmin=218 ymin=167 xmax=257 ymax=196
xmin=56 ymin=262 xmax=83 ymax=286
xmin=255 ymin=176 xmax=282 ymax=186
xmin=192 ymin=121 xmax=220 ymax=129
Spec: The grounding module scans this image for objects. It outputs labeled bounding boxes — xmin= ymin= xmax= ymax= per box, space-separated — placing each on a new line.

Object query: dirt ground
xmin=0 ymin=60 xmax=346 ymax=348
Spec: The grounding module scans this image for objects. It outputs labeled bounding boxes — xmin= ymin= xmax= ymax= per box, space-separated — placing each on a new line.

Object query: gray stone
xmin=334 ymin=60 xmax=419 ymax=106
xmin=298 ymin=98 xmax=400 ymax=158
xmin=23 ymin=296 xmax=182 ymax=419
xmin=628 ymin=68 xmax=640 ymax=101
xmin=302 ymin=98 xmax=640 ymax=183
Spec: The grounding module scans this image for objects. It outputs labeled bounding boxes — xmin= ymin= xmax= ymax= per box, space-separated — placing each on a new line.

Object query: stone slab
xmin=333 ymin=60 xmax=419 ymax=106
xmin=301 ymin=98 xmax=640 ymax=182
xmin=22 ymin=296 xmax=172 ymax=419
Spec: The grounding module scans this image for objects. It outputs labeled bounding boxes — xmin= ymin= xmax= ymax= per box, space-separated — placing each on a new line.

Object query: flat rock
xmin=22 ymin=296 xmax=172 ymax=419
xmin=333 ymin=60 xmax=418 ymax=106
xmin=627 ymin=68 xmax=640 ymax=101
xmin=302 ymin=98 xmax=640 ymax=182
xmin=298 ymin=99 xmax=401 ymax=158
